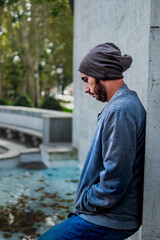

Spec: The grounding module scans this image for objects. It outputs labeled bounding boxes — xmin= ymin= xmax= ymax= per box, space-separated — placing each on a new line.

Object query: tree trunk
xmin=33 ymin=60 xmax=40 ymax=107
xmin=26 ymin=65 xmax=35 ymax=103
xmin=0 ymin=70 xmax=2 ymax=98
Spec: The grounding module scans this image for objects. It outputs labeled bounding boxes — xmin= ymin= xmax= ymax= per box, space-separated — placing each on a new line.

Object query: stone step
xmin=0 ymin=139 xmax=77 ymax=169
xmin=40 ymin=143 xmax=78 ymax=163
xmin=0 ymin=150 xmax=20 ymax=168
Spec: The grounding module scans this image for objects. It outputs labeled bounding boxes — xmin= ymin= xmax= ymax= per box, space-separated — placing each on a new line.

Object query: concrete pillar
xmin=142 ymin=1 xmax=160 ymax=239
xmin=43 ymin=116 xmax=72 ymax=144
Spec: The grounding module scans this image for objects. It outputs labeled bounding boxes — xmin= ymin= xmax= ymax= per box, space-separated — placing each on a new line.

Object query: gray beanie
xmin=78 ymin=42 xmax=132 ymax=80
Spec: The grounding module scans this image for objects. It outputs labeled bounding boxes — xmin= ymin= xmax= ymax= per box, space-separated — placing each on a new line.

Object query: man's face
xmin=80 ymin=73 xmax=107 ymax=102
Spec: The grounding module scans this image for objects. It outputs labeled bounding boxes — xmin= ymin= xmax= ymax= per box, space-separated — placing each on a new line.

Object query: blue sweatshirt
xmin=75 ymin=84 xmax=146 ymax=230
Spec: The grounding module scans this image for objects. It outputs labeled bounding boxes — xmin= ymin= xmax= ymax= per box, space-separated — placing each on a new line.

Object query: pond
xmin=0 ymin=160 xmax=80 ymax=240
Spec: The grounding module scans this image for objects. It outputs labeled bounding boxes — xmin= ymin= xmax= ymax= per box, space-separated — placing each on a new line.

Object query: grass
xmin=61 ymin=106 xmax=72 ymax=113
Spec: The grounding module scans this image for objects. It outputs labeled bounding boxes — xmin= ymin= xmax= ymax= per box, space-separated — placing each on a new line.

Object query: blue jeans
xmin=38 ymin=214 xmax=138 ymax=240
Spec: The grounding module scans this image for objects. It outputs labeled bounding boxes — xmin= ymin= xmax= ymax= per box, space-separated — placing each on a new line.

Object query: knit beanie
xmin=78 ymin=42 xmax=132 ymax=80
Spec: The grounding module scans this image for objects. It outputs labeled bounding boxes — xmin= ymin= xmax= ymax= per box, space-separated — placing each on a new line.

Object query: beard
xmin=94 ymin=79 xmax=107 ymax=102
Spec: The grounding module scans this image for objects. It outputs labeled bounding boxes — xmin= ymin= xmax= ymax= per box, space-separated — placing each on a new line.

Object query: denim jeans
xmin=38 ymin=214 xmax=138 ymax=240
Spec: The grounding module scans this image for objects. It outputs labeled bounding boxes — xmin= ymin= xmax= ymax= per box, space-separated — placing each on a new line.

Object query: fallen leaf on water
xmin=70 ymin=180 xmax=78 ymax=183
xmin=34 ymin=187 xmax=45 ymax=192
xmin=30 ymin=197 xmax=38 ymax=201
xmin=54 ymin=214 xmax=65 ymax=221
xmin=49 ymin=203 xmax=60 ymax=208
xmin=0 ymin=199 xmax=47 ymax=237
xmin=3 ymin=233 xmax=12 ymax=238
xmin=38 ymin=179 xmax=45 ymax=182
xmin=3 ymin=190 xmax=9 ymax=193
xmin=59 ymin=199 xmax=65 ymax=203
xmin=40 ymin=203 xmax=48 ymax=208
xmin=65 ymin=199 xmax=74 ymax=203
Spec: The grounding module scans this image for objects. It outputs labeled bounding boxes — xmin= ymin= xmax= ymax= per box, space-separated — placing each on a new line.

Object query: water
xmin=0 ymin=160 xmax=80 ymax=240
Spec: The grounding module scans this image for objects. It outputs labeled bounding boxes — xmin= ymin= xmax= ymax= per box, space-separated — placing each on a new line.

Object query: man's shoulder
xmin=110 ymin=89 xmax=144 ymax=111
xmin=102 ymin=89 xmax=146 ymax=124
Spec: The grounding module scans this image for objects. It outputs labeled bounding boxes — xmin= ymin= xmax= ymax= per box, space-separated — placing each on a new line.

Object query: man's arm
xmin=79 ymin=110 xmax=137 ymax=213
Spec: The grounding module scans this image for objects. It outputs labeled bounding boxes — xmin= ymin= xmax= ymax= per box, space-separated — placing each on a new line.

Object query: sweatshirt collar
xmin=108 ymin=84 xmax=128 ymax=103
xmin=98 ymin=84 xmax=128 ymax=119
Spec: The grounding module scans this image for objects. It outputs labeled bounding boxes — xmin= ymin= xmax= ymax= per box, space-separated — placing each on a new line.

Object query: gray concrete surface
xmin=0 ymin=138 xmax=27 ymax=168
xmin=72 ymin=1 xmax=160 ymax=240
xmin=73 ymin=0 xmax=150 ymax=163
xmin=142 ymin=1 xmax=160 ymax=239
xmin=0 ymin=138 xmax=77 ymax=169
xmin=0 ymin=107 xmax=73 ymax=168
xmin=40 ymin=143 xmax=77 ymax=162
xmin=43 ymin=116 xmax=72 ymax=144
xmin=0 ymin=106 xmax=72 ymax=144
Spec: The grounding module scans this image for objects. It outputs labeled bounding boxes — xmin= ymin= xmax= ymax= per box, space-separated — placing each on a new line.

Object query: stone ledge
xmin=0 ymin=150 xmax=20 ymax=160
xmin=0 ymin=123 xmax=42 ymax=138
xmin=0 ymin=106 xmax=72 ymax=145
xmin=0 ymin=106 xmax=72 ymax=117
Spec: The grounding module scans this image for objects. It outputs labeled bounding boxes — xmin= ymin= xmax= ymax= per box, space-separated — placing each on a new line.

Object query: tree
xmin=3 ymin=56 xmax=23 ymax=98
xmin=0 ymin=0 xmax=73 ymax=105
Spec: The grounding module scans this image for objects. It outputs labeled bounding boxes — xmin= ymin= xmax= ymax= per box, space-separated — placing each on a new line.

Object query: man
xmin=39 ymin=42 xmax=146 ymax=240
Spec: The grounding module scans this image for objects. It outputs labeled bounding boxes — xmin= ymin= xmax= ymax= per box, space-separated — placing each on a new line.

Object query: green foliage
xmin=0 ymin=0 xmax=73 ymax=104
xmin=0 ymin=0 xmax=5 ymax=6
xmin=7 ymin=0 xmax=19 ymax=5
xmin=51 ymin=0 xmax=67 ymax=17
xmin=40 ymin=96 xmax=62 ymax=111
xmin=0 ymin=98 xmax=9 ymax=105
xmin=13 ymin=94 xmax=34 ymax=107
xmin=3 ymin=57 xmax=24 ymax=98
xmin=61 ymin=73 xmax=72 ymax=93
xmin=61 ymin=105 xmax=72 ymax=113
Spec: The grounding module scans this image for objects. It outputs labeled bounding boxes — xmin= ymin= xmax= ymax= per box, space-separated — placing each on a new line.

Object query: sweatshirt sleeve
xmin=80 ymin=110 xmax=137 ymax=213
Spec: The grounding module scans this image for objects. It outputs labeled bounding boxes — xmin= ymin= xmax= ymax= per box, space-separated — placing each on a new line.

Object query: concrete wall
xmin=142 ymin=1 xmax=160 ymax=239
xmin=73 ymin=1 xmax=153 ymax=240
xmin=73 ymin=0 xmax=150 ymax=165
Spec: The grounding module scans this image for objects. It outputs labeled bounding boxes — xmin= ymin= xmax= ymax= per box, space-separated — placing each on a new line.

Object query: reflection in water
xmin=0 ymin=161 xmax=80 ymax=240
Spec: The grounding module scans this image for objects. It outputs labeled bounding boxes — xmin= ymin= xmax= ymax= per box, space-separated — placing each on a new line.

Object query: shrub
xmin=13 ymin=94 xmax=34 ymax=107
xmin=40 ymin=96 xmax=62 ymax=111
xmin=0 ymin=98 xmax=9 ymax=105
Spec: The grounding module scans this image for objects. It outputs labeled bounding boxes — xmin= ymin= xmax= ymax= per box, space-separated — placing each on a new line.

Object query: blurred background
xmin=0 ymin=0 xmax=73 ymax=112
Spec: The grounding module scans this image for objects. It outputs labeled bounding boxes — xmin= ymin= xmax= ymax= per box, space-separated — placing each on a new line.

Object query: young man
xmin=39 ymin=43 xmax=146 ymax=240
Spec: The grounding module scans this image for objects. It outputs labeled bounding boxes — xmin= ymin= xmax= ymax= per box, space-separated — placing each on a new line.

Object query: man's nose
xmin=84 ymin=83 xmax=89 ymax=93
